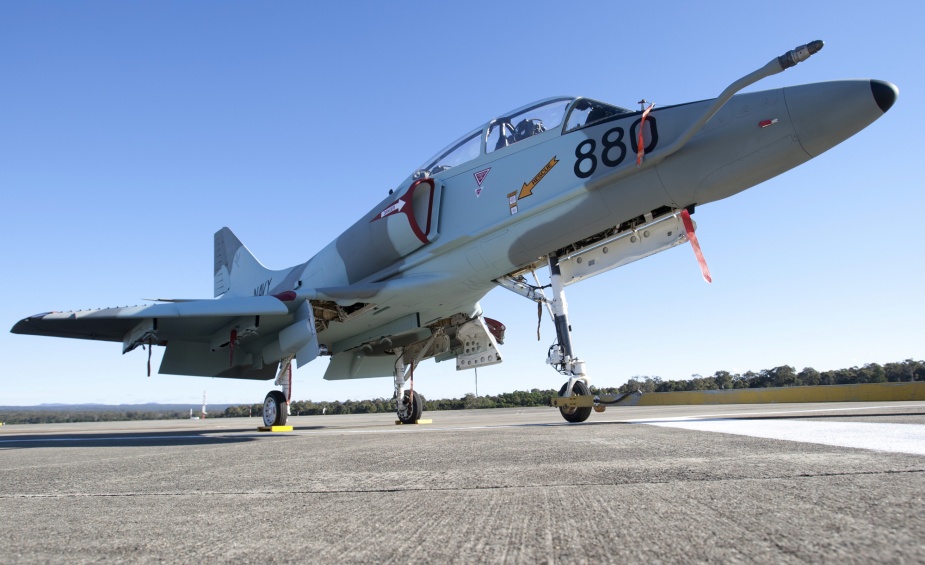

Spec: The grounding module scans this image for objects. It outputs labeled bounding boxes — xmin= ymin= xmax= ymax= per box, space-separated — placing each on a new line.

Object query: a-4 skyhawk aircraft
xmin=12 ymin=41 xmax=896 ymax=425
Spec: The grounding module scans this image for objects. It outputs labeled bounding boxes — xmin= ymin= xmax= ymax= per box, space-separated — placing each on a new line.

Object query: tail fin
xmin=214 ymin=227 xmax=296 ymax=298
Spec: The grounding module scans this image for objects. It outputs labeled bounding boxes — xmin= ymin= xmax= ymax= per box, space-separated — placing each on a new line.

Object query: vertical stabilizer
xmin=214 ymin=227 xmax=302 ymax=298
xmin=214 ymin=227 xmax=245 ymax=297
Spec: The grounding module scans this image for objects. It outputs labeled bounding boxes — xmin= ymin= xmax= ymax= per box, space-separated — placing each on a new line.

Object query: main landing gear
xmin=263 ymin=355 xmax=293 ymax=427
xmin=260 ymin=348 xmax=428 ymax=427
xmin=391 ymin=316 xmax=503 ymax=423
xmin=393 ymin=350 xmax=425 ymax=424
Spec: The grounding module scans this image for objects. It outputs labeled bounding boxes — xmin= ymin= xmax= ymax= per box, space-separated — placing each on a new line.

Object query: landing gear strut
xmin=547 ymin=253 xmax=592 ymax=423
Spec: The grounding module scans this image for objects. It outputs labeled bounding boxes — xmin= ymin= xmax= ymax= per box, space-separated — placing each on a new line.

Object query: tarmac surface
xmin=2 ymin=402 xmax=924 ymax=563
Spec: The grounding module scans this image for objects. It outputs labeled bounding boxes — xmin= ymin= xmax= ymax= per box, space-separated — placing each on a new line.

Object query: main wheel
xmin=396 ymin=390 xmax=424 ymax=424
xmin=263 ymin=390 xmax=288 ymax=427
xmin=558 ymin=380 xmax=592 ymax=423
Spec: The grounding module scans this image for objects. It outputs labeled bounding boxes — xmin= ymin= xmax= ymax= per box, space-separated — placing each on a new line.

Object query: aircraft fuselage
xmin=295 ymin=80 xmax=893 ymax=360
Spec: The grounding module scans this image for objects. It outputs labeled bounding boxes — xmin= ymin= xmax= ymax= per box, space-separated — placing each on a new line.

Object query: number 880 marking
xmin=573 ymin=117 xmax=658 ymax=179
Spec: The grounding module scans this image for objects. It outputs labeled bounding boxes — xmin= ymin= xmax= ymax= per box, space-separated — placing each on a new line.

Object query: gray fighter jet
xmin=12 ymin=41 xmax=897 ymax=424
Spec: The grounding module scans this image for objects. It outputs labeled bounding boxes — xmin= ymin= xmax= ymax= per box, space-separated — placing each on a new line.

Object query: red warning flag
xmin=680 ymin=209 xmax=712 ymax=283
xmin=636 ymin=103 xmax=655 ymax=166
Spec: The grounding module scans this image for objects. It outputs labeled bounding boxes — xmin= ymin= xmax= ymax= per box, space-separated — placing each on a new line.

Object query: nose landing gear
xmin=546 ymin=253 xmax=593 ymax=423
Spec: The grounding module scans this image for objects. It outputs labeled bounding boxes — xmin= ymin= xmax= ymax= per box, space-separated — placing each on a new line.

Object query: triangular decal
xmin=473 ymin=168 xmax=491 ymax=187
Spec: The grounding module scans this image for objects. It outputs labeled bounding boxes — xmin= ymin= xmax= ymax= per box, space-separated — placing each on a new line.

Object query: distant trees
xmin=221 ymin=404 xmax=259 ymax=418
xmin=798 ymin=367 xmax=821 ymax=386
xmin=0 ymin=409 xmax=189 ymax=425
xmin=615 ymin=359 xmax=923 ymax=394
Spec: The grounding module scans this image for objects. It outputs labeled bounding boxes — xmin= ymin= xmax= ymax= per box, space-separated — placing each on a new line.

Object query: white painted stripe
xmin=622 ymin=404 xmax=925 ymax=424
xmin=643 ymin=419 xmax=925 ymax=455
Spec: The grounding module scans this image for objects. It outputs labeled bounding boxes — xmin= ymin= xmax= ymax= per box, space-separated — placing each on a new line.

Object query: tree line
xmin=0 ymin=409 xmax=193 ymax=425
xmin=612 ymin=359 xmax=924 ymax=394
xmin=2 ymin=359 xmax=921 ymax=424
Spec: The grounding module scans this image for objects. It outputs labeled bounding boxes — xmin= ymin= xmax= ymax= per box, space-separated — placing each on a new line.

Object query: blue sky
xmin=2 ymin=1 xmax=922 ymax=406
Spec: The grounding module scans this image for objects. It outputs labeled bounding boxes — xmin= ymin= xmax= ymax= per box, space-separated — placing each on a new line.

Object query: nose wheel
xmin=558 ymin=380 xmax=592 ymax=423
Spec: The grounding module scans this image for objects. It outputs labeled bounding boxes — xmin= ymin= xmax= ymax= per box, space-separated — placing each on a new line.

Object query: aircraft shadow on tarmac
xmin=0 ymin=430 xmax=266 ymax=449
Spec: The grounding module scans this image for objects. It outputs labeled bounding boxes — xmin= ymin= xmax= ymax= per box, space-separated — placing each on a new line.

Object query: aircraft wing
xmin=10 ymin=295 xmax=294 ymax=343
xmin=10 ymin=274 xmax=455 ymax=380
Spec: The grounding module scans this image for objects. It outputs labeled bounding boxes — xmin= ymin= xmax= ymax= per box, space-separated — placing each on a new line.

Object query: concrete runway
xmin=2 ymin=402 xmax=924 ymax=563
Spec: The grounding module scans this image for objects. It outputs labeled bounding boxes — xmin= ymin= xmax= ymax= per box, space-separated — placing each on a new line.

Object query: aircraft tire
xmin=558 ymin=380 xmax=592 ymax=423
xmin=263 ymin=390 xmax=288 ymax=427
xmin=397 ymin=390 xmax=424 ymax=424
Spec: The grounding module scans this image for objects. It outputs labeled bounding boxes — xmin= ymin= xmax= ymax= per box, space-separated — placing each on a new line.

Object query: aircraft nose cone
xmin=870 ymin=80 xmax=898 ymax=113
xmin=784 ymin=80 xmax=896 ymax=158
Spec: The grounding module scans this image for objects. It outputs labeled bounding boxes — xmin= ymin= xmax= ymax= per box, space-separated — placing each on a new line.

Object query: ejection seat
xmin=513 ymin=118 xmax=545 ymax=141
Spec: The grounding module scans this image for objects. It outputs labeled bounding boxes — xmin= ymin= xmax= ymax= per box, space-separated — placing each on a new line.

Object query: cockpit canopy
xmin=412 ymin=97 xmax=631 ymax=180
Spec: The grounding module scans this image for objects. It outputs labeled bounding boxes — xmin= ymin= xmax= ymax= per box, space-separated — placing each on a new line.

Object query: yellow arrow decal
xmin=519 ymin=156 xmax=559 ymax=200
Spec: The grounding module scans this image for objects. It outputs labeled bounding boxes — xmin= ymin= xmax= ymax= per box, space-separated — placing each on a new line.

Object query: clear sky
xmin=2 ymin=1 xmax=922 ymax=406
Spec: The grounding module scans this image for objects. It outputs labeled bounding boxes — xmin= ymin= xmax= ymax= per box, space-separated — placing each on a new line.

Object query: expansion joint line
xmin=3 ymin=468 xmax=922 ymax=499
